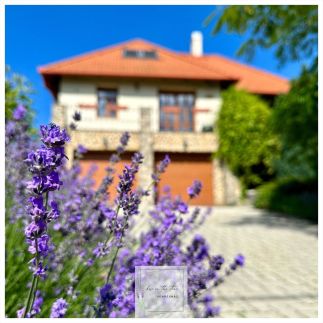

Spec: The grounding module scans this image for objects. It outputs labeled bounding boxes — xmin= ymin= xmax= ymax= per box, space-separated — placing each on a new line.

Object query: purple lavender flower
xmin=16 ymin=291 xmax=43 ymax=318
xmin=17 ymin=307 xmax=26 ymax=318
xmin=6 ymin=104 xmax=37 ymax=225
xmin=28 ymin=234 xmax=50 ymax=257
xmin=31 ymin=291 xmax=43 ymax=316
xmin=204 ymin=305 xmax=221 ymax=317
xmin=210 ymin=255 xmax=225 ymax=271
xmin=187 ymin=180 xmax=202 ymax=199
xmin=93 ymin=242 xmax=108 ymax=258
xmin=157 ymin=154 xmax=170 ymax=173
xmin=199 ymin=294 xmax=214 ymax=304
xmin=13 ymin=104 xmax=27 ymax=121
xmin=230 ymin=253 xmax=245 ymax=270
xmin=96 ymin=132 xmax=131 ymax=195
xmin=40 ymin=123 xmax=70 ymax=147
xmin=25 ymin=147 xmax=65 ymax=174
xmin=22 ymin=123 xmax=69 ymax=317
xmin=116 ymin=153 xmax=143 ymax=198
xmin=152 ymin=154 xmax=171 ymax=182
xmin=177 ymin=201 xmax=188 ymax=214
xmin=120 ymin=132 xmax=130 ymax=146
xmin=100 ymin=284 xmax=115 ymax=303
xmin=76 ymin=144 xmax=87 ymax=155
xmin=72 ymin=111 xmax=81 ymax=121
xmin=32 ymin=261 xmax=47 ymax=278
xmin=50 ymin=298 xmax=68 ymax=318
xmin=235 ymin=254 xmax=245 ymax=267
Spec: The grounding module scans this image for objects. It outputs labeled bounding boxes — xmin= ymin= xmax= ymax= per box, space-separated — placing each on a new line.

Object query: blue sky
xmin=6 ymin=5 xmax=305 ymax=128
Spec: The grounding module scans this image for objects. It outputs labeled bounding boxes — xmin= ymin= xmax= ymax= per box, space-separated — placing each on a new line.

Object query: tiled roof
xmin=181 ymin=54 xmax=290 ymax=95
xmin=39 ymin=38 xmax=290 ymax=97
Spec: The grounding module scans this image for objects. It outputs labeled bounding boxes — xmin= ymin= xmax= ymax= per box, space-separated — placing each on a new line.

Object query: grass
xmin=254 ymin=178 xmax=318 ymax=223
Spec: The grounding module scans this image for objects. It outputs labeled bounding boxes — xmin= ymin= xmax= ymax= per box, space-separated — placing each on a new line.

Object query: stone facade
xmin=52 ymin=103 xmax=65 ymax=128
xmin=138 ymin=107 xmax=154 ymax=209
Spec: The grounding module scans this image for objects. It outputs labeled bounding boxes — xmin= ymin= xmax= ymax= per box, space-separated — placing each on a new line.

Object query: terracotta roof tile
xmin=181 ymin=54 xmax=290 ymax=95
xmin=39 ymin=38 xmax=289 ymax=97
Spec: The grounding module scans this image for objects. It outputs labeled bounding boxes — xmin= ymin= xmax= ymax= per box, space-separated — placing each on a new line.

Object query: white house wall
xmin=57 ymin=77 xmax=222 ymax=132
xmin=195 ymin=88 xmax=222 ymax=132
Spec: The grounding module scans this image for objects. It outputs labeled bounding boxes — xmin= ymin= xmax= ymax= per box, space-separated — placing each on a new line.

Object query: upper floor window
xmin=123 ymin=49 xmax=157 ymax=59
xmin=159 ymin=92 xmax=195 ymax=132
xmin=98 ymin=89 xmax=118 ymax=118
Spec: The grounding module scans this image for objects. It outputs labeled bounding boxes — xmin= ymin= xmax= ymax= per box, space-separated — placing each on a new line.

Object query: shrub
xmin=254 ymin=178 xmax=318 ymax=222
xmin=215 ymin=87 xmax=278 ymax=189
xmin=271 ymin=61 xmax=318 ymax=182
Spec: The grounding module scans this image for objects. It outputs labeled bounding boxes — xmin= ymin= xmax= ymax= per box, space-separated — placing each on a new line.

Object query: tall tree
xmin=271 ymin=60 xmax=318 ymax=181
xmin=205 ymin=5 xmax=318 ymax=66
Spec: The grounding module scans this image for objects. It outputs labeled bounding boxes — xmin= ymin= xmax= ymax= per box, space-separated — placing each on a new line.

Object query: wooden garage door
xmin=155 ymin=153 xmax=213 ymax=205
xmin=79 ymin=151 xmax=135 ymax=202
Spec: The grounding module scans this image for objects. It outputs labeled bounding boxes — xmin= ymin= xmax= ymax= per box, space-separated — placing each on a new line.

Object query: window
xmin=97 ymin=89 xmax=118 ymax=118
xmin=159 ymin=92 xmax=195 ymax=132
xmin=123 ymin=49 xmax=157 ymax=59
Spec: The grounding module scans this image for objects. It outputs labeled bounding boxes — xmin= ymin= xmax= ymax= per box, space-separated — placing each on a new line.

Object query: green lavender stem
xmin=23 ymin=192 xmax=49 ymax=317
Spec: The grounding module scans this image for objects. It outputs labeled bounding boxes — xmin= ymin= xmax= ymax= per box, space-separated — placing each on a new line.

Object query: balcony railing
xmin=160 ymin=106 xmax=211 ymax=132
xmin=59 ymin=103 xmax=212 ymax=133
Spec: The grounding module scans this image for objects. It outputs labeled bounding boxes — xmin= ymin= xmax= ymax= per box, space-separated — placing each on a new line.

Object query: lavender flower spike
xmin=187 ymin=180 xmax=202 ymax=199
xmin=22 ymin=123 xmax=69 ymax=317
xmin=40 ymin=123 xmax=70 ymax=147
xmin=152 ymin=154 xmax=171 ymax=182
xmin=72 ymin=111 xmax=81 ymax=121
xmin=13 ymin=104 xmax=27 ymax=121
xmin=50 ymin=298 xmax=68 ymax=318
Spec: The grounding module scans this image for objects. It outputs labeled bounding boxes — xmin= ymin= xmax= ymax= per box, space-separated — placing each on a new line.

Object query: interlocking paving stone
xmin=196 ymin=205 xmax=318 ymax=318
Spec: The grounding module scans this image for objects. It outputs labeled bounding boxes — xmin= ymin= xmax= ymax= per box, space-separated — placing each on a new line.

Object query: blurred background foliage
xmin=205 ymin=5 xmax=318 ymax=65
xmin=210 ymin=5 xmax=318 ymax=222
xmin=5 ymin=65 xmax=35 ymax=129
xmin=215 ymin=87 xmax=278 ymax=189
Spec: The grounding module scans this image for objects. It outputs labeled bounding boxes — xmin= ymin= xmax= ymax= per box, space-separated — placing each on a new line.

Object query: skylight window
xmin=123 ymin=49 xmax=157 ymax=59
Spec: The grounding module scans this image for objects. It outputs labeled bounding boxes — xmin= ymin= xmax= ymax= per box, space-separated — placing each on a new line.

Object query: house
xmin=38 ymin=32 xmax=289 ymax=206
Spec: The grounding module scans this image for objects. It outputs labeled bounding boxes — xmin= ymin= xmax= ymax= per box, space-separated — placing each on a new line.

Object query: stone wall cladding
xmin=67 ymin=130 xmax=217 ymax=154
xmin=153 ymin=132 xmax=218 ymax=153
xmin=138 ymin=108 xmax=155 ymax=209
xmin=52 ymin=104 xmax=65 ymax=128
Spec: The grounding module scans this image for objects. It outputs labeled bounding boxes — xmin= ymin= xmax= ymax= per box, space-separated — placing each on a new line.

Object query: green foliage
xmin=215 ymin=87 xmax=277 ymax=188
xmin=205 ymin=5 xmax=318 ymax=66
xmin=5 ymin=65 xmax=34 ymax=122
xmin=5 ymin=203 xmax=108 ymax=317
xmin=271 ymin=62 xmax=318 ymax=181
xmin=254 ymin=178 xmax=318 ymax=222
xmin=5 ymin=186 xmax=105 ymax=318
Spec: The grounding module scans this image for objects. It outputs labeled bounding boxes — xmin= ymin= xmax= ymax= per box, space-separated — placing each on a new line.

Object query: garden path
xmin=197 ymin=205 xmax=318 ymax=318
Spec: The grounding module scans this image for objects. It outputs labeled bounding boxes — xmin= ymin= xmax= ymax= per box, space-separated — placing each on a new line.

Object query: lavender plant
xmin=6 ymin=108 xmax=245 ymax=318
xmin=5 ymin=105 xmax=36 ymax=223
xmin=19 ymin=123 xmax=69 ymax=317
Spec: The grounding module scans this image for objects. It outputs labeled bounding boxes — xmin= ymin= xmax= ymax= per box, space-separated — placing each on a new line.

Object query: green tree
xmin=215 ymin=87 xmax=278 ymax=189
xmin=271 ymin=61 xmax=318 ymax=181
xmin=205 ymin=5 xmax=318 ymax=66
xmin=5 ymin=65 xmax=34 ymax=121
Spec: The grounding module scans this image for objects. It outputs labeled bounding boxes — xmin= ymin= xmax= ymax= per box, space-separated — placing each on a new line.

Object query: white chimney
xmin=190 ymin=31 xmax=203 ymax=57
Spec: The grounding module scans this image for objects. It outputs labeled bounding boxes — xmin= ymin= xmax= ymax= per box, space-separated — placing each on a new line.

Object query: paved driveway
xmin=197 ymin=205 xmax=318 ymax=318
